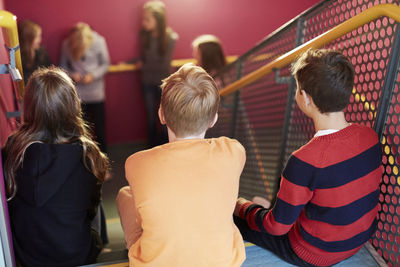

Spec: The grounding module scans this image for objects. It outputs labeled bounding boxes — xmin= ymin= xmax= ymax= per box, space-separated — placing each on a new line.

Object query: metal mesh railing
xmin=208 ymin=0 xmax=400 ymax=265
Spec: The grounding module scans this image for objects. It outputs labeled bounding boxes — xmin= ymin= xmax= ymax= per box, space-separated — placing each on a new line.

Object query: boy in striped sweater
xmin=234 ymin=49 xmax=382 ymax=267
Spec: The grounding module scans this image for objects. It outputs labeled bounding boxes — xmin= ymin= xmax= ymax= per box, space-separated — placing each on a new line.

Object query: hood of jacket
xmin=15 ymin=142 xmax=85 ymax=206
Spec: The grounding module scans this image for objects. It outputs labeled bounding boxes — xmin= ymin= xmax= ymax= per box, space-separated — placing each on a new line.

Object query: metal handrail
xmin=108 ymin=55 xmax=239 ymax=73
xmin=219 ymin=3 xmax=400 ymax=97
xmin=0 ymin=10 xmax=24 ymax=97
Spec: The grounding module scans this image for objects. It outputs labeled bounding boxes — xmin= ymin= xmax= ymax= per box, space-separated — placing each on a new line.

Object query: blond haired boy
xmin=117 ymin=64 xmax=246 ymax=266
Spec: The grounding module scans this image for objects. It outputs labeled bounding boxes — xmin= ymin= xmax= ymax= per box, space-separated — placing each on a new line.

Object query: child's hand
xmin=82 ymin=73 xmax=94 ymax=84
xmin=71 ymin=72 xmax=82 ymax=83
xmin=252 ymin=196 xmax=271 ymax=209
xmin=234 ymin=197 xmax=249 ymax=216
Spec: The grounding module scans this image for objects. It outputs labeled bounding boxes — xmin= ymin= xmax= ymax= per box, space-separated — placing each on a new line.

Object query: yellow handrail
xmin=0 ymin=10 xmax=24 ymax=98
xmin=219 ymin=3 xmax=400 ymax=97
xmin=108 ymin=55 xmax=238 ymax=73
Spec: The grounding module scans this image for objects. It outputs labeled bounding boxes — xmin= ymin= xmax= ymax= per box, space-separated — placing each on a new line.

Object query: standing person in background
xmin=60 ymin=22 xmax=110 ymax=154
xmin=60 ymin=22 xmax=111 ymax=247
xmin=19 ymin=19 xmax=52 ymax=84
xmin=139 ymin=0 xmax=178 ymax=148
xmin=192 ymin=34 xmax=227 ymax=77
xmin=3 ymin=67 xmax=109 ymax=267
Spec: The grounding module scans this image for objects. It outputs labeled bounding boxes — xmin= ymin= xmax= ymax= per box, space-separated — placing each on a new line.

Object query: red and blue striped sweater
xmin=238 ymin=124 xmax=382 ymax=266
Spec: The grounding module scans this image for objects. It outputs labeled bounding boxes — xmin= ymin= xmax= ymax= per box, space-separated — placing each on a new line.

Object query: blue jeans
xmin=234 ymin=216 xmax=318 ymax=267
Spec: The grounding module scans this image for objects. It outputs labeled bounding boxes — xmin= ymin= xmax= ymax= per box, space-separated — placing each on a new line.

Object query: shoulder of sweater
xmin=92 ymin=31 xmax=102 ymax=40
xmin=90 ymin=31 xmax=107 ymax=46
xmin=292 ymin=124 xmax=379 ymax=165
xmin=354 ymin=124 xmax=378 ymax=138
xmin=165 ymin=30 xmax=178 ymax=45
xmin=216 ymin=136 xmax=245 ymax=152
xmin=170 ymin=31 xmax=179 ymax=41
xmin=125 ymin=137 xmax=244 ymax=163
xmin=125 ymin=145 xmax=161 ymax=168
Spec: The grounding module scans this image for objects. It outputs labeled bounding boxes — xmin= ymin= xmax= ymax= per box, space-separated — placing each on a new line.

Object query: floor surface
xmin=97 ymin=142 xmax=147 ymax=262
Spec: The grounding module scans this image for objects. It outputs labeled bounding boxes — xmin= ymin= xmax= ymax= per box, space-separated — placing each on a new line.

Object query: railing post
xmin=0 ymin=45 xmax=23 ymax=119
xmin=374 ymin=24 xmax=400 ymax=138
xmin=275 ymin=16 xmax=305 ymax=183
xmin=230 ymin=60 xmax=243 ymax=139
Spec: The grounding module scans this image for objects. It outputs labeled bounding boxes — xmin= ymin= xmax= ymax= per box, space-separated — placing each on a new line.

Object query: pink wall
xmin=0 ymin=0 xmax=18 ymax=147
xmin=4 ymin=0 xmax=320 ymax=144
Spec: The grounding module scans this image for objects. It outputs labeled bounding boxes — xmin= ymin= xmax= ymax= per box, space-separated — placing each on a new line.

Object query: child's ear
xmin=300 ymin=89 xmax=312 ymax=107
xmin=158 ymin=107 xmax=166 ymax=125
xmin=209 ymin=113 xmax=218 ymax=128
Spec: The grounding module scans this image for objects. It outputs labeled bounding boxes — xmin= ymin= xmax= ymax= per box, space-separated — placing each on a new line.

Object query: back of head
xmin=192 ymin=34 xmax=226 ymax=75
xmin=160 ymin=64 xmax=220 ymax=138
xmin=291 ymin=49 xmax=354 ymax=113
xmin=68 ymin=22 xmax=93 ymax=61
xmin=23 ymin=67 xmax=83 ymax=143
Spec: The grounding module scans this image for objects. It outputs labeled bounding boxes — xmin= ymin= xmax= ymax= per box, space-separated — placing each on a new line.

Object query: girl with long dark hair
xmin=3 ymin=67 xmax=110 ymax=267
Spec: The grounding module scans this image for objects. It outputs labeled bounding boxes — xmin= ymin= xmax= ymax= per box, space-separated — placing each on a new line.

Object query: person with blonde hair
xmin=60 ymin=22 xmax=110 ymax=153
xmin=192 ymin=34 xmax=227 ymax=77
xmin=139 ymin=0 xmax=178 ymax=147
xmin=117 ymin=64 xmax=246 ymax=266
xmin=18 ymin=19 xmax=51 ymax=83
xmin=3 ymin=67 xmax=110 ymax=266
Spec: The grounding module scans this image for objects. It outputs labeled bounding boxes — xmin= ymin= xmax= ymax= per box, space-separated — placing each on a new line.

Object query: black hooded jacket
xmin=8 ymin=142 xmax=102 ymax=267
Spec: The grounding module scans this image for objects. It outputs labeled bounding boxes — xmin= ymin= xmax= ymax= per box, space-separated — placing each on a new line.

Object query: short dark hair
xmin=291 ymin=49 xmax=354 ymax=113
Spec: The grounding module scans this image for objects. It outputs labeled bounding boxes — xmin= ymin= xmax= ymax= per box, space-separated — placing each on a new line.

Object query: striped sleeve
xmin=238 ymin=155 xmax=314 ymax=235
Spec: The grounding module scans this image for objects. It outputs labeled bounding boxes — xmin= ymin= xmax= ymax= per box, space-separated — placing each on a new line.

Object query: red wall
xmin=0 ymin=0 xmax=18 ymax=147
xmin=4 ymin=0 xmax=320 ymax=144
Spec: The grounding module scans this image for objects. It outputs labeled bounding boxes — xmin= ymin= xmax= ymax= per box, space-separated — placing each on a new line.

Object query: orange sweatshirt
xmin=124 ymin=137 xmax=246 ymax=267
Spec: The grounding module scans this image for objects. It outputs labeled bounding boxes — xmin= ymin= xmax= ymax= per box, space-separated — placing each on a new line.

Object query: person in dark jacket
xmin=3 ymin=67 xmax=110 ymax=267
xmin=18 ymin=19 xmax=52 ymax=84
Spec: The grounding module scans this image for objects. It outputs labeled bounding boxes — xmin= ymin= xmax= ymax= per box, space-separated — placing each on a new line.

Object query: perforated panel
xmin=211 ymin=1 xmax=400 ymax=265
xmin=241 ymin=23 xmax=299 ymax=76
xmin=207 ymin=93 xmax=235 ymax=139
xmin=375 ymin=70 xmax=400 ymax=266
xmin=303 ymin=0 xmax=396 ymax=43
xmin=234 ymin=22 xmax=301 ymax=199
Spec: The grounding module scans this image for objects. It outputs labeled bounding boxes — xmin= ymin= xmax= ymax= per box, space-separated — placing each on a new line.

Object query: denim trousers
xmin=234 ymin=216 xmax=317 ymax=267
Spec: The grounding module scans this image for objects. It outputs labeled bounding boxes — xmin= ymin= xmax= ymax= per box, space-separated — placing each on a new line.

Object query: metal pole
xmin=230 ymin=60 xmax=243 ymax=138
xmin=374 ymin=24 xmax=400 ymax=138
xmin=274 ymin=16 xmax=305 ymax=194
